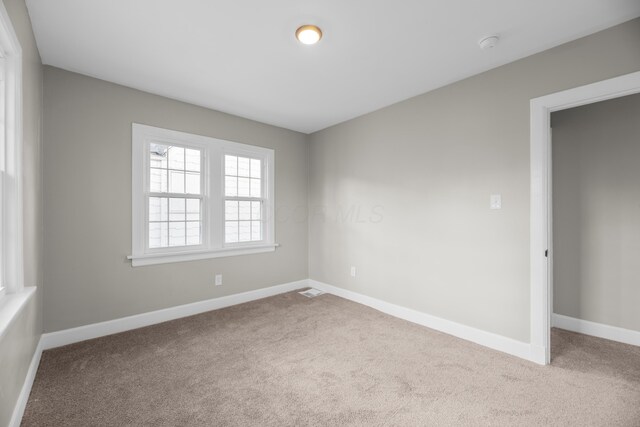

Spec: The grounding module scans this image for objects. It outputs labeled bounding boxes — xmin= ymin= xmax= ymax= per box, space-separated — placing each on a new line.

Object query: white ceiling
xmin=26 ymin=0 xmax=640 ymax=134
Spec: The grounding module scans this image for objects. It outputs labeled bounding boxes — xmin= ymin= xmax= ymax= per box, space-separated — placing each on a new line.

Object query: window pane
xmin=238 ymin=157 xmax=250 ymax=177
xmin=169 ymin=198 xmax=185 ymax=221
xmin=239 ymin=201 xmax=251 ymax=220
xmin=238 ymin=177 xmax=250 ymax=197
xmin=186 ymin=199 xmax=200 ymax=221
xmin=225 ymin=155 xmax=237 ymax=176
xmin=169 ymin=170 xmax=185 ymax=193
xmin=150 ymin=168 xmax=167 ymax=193
xmin=239 ymin=221 xmax=251 ymax=242
xmin=149 ymin=197 xmax=168 ymax=222
xmin=149 ymin=222 xmax=168 ymax=248
xmin=150 ymin=143 xmax=168 ymax=168
xmin=169 ymin=222 xmax=186 ymax=246
xmin=225 ymin=221 xmax=238 ymax=243
xmin=161 ymin=223 xmax=169 ymax=247
xmin=225 ymin=176 xmax=237 ymax=197
xmin=250 ymin=178 xmax=261 ymax=197
xmin=168 ymin=146 xmax=185 ymax=170
xmin=185 ymin=149 xmax=201 ymax=172
xmin=185 ymin=172 xmax=200 ymax=194
xmin=186 ymin=221 xmax=200 ymax=245
xmin=251 ymin=201 xmax=261 ymax=220
xmin=250 ymin=159 xmax=261 ymax=178
xmin=225 ymin=201 xmax=238 ymax=220
xmin=150 ymin=157 xmax=168 ymax=169
xmin=251 ymin=221 xmax=262 ymax=241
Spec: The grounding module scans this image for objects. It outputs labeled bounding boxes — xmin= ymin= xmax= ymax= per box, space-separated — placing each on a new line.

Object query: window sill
xmin=128 ymin=244 xmax=278 ymax=267
xmin=0 ymin=286 xmax=36 ymax=340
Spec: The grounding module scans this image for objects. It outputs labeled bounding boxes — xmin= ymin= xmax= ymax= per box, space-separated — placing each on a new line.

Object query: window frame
xmin=221 ymin=148 xmax=272 ymax=248
xmin=0 ymin=2 xmax=23 ymax=298
xmin=130 ymin=124 xmax=276 ymax=267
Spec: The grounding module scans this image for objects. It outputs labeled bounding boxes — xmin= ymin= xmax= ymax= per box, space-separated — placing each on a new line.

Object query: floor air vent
xmin=299 ymin=288 xmax=324 ymax=298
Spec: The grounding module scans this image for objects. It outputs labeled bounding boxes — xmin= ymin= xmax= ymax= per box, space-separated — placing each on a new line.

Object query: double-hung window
xmin=147 ymin=143 xmax=203 ymax=249
xmin=131 ymin=124 xmax=275 ymax=266
xmin=223 ymin=154 xmax=264 ymax=244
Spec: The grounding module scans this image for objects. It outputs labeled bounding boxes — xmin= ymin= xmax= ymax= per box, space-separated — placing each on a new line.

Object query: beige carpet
xmin=22 ymin=291 xmax=640 ymax=426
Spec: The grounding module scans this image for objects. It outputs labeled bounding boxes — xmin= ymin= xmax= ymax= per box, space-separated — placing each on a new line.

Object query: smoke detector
xmin=478 ymin=35 xmax=499 ymax=50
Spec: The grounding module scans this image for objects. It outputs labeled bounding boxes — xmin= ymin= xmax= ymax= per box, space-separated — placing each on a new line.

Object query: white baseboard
xmin=552 ymin=313 xmax=640 ymax=347
xmin=41 ymin=279 xmax=308 ymax=350
xmin=309 ymin=280 xmax=540 ymax=364
xmin=9 ymin=337 xmax=43 ymax=427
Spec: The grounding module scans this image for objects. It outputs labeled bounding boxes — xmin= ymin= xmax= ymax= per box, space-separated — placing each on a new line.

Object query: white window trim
xmin=129 ymin=124 xmax=276 ymax=267
xmin=0 ymin=1 xmax=24 ymax=297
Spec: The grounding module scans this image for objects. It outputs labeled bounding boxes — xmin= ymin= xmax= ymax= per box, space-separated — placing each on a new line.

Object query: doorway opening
xmin=550 ymin=93 xmax=640 ymax=367
xmin=530 ymin=71 xmax=640 ymax=365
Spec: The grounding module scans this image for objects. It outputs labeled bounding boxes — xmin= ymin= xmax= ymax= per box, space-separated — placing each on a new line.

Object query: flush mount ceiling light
xmin=296 ymin=25 xmax=322 ymax=45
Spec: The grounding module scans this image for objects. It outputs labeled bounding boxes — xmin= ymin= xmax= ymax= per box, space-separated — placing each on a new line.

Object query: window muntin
xmin=131 ymin=124 xmax=275 ymax=266
xmin=224 ymin=155 xmax=261 ymax=197
xmin=148 ymin=197 xmax=201 ymax=248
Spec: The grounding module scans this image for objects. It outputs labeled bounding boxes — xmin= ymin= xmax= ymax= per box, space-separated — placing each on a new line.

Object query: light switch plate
xmin=490 ymin=194 xmax=502 ymax=210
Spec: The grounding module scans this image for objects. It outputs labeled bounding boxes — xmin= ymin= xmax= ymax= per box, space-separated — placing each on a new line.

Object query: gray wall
xmin=552 ymin=93 xmax=640 ymax=332
xmin=43 ymin=67 xmax=309 ymax=332
xmin=0 ymin=0 xmax=43 ymax=424
xmin=308 ymin=18 xmax=640 ymax=343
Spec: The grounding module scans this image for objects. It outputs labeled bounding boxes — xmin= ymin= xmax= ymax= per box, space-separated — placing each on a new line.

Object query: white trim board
xmin=8 ymin=337 xmax=42 ymax=427
xmin=0 ymin=286 xmax=36 ymax=340
xmin=41 ymin=279 xmax=307 ymax=350
xmin=309 ymin=280 xmax=541 ymax=364
xmin=0 ymin=0 xmax=25 ymax=298
xmin=552 ymin=314 xmax=640 ymax=347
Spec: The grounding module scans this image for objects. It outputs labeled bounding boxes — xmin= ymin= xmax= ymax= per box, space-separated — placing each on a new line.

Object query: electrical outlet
xmin=215 ymin=274 xmax=223 ymax=286
xmin=350 ymin=266 xmax=356 ymax=277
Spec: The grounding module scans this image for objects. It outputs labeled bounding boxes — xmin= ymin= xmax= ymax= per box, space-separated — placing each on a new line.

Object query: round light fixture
xmin=296 ymin=25 xmax=322 ymax=45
